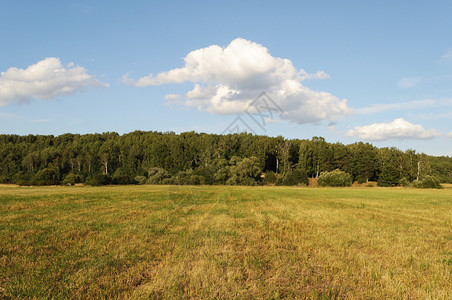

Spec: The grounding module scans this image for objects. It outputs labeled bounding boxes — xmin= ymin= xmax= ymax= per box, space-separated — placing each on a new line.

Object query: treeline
xmin=0 ymin=131 xmax=450 ymax=186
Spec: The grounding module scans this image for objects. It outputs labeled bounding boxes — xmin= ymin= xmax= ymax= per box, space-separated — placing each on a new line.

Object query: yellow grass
xmin=0 ymin=185 xmax=451 ymax=298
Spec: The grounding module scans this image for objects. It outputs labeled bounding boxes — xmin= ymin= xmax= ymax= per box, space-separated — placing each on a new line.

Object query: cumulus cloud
xmin=447 ymin=131 xmax=452 ymax=139
xmin=124 ymin=38 xmax=350 ymax=124
xmin=346 ymin=118 xmax=441 ymax=141
xmin=0 ymin=57 xmax=107 ymax=106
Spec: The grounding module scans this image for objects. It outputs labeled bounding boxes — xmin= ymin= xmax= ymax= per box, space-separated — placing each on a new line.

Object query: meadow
xmin=0 ymin=185 xmax=451 ymax=299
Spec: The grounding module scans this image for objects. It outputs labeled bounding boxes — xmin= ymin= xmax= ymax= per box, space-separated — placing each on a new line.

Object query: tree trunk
xmin=417 ymin=160 xmax=420 ymax=181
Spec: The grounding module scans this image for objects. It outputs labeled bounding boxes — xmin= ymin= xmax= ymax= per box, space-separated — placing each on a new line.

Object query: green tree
xmin=298 ymin=140 xmax=315 ymax=177
xmin=0 ymin=131 xmax=451 ymax=186
xmin=312 ymin=137 xmax=326 ymax=178
xmin=281 ymin=168 xmax=309 ymax=186
xmin=63 ymin=173 xmax=83 ymax=185
xmin=349 ymin=142 xmax=377 ymax=183
xmin=378 ymin=164 xmax=400 ymax=187
xmin=146 ymin=167 xmax=170 ymax=184
xmin=32 ymin=168 xmax=59 ymax=186
xmin=227 ymin=156 xmax=262 ymax=186
xmin=318 ymin=169 xmax=352 ymax=187
xmin=88 ymin=173 xmax=112 ymax=186
xmin=412 ymin=175 xmax=442 ymax=189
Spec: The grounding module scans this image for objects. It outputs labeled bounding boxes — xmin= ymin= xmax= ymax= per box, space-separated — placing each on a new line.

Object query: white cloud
xmin=346 ymin=118 xmax=442 ymax=141
xmin=414 ymin=111 xmax=452 ymax=120
xmin=299 ymin=70 xmax=330 ymax=81
xmin=0 ymin=57 xmax=107 ymax=106
xmin=124 ymin=38 xmax=350 ymax=124
xmin=447 ymin=131 xmax=452 ymax=139
xmin=441 ymin=48 xmax=452 ymax=62
xmin=398 ymin=77 xmax=421 ymax=89
xmin=398 ymin=75 xmax=452 ymax=89
xmin=29 ymin=119 xmax=50 ymax=123
xmin=0 ymin=112 xmax=20 ymax=119
xmin=355 ymin=98 xmax=452 ymax=115
xmin=164 ymin=94 xmax=181 ymax=100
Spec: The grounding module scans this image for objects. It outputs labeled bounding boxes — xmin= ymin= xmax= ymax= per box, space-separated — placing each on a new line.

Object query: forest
xmin=0 ymin=131 xmax=451 ymax=186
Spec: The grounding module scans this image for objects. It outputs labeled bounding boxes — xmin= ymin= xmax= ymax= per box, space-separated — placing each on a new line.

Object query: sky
xmin=0 ymin=0 xmax=451 ymax=156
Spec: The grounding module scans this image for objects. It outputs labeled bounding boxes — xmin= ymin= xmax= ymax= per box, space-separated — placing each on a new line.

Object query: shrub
xmin=88 ymin=173 xmax=112 ymax=186
xmin=174 ymin=170 xmax=192 ymax=185
xmin=146 ymin=168 xmax=170 ymax=184
xmin=399 ymin=177 xmax=411 ymax=187
xmin=281 ymin=173 xmax=296 ymax=186
xmin=0 ymin=175 xmax=8 ymax=184
xmin=134 ymin=175 xmax=147 ymax=185
xmin=281 ymin=169 xmax=308 ymax=186
xmin=292 ymin=169 xmax=309 ymax=186
xmin=18 ymin=180 xmax=32 ymax=186
xmin=421 ymin=175 xmax=443 ymax=189
xmin=355 ymin=175 xmax=368 ymax=184
xmin=31 ymin=168 xmax=59 ymax=186
xmin=13 ymin=171 xmax=31 ymax=185
xmin=161 ymin=177 xmax=176 ymax=185
xmin=189 ymin=175 xmax=205 ymax=185
xmin=214 ymin=167 xmax=230 ymax=184
xmin=63 ymin=173 xmax=83 ymax=186
xmin=168 ymin=171 xmax=207 ymax=185
xmin=227 ymin=156 xmax=262 ymax=186
xmin=112 ymin=170 xmax=133 ymax=185
xmin=113 ymin=174 xmax=133 ymax=185
xmin=318 ymin=169 xmax=352 ymax=187
xmin=227 ymin=176 xmax=258 ymax=186
xmin=193 ymin=167 xmax=214 ymax=185
xmin=264 ymin=171 xmax=276 ymax=185
xmin=413 ymin=175 xmax=443 ymax=189
xmin=412 ymin=180 xmax=422 ymax=188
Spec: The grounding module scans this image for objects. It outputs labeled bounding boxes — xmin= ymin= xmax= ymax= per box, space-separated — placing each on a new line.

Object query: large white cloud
xmin=346 ymin=118 xmax=442 ymax=141
xmin=0 ymin=57 xmax=106 ymax=106
xmin=123 ymin=38 xmax=350 ymax=124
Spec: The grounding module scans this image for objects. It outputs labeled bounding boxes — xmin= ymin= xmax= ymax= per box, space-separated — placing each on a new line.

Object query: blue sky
xmin=1 ymin=1 xmax=451 ymax=156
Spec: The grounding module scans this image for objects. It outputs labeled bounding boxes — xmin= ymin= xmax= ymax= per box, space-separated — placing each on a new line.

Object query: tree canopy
xmin=0 ymin=131 xmax=450 ymax=186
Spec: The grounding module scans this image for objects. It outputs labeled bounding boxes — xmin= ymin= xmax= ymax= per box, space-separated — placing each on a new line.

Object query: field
xmin=0 ymin=185 xmax=451 ymax=299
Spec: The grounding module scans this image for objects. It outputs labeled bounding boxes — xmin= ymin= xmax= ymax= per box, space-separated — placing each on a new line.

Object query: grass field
xmin=0 ymin=185 xmax=451 ymax=299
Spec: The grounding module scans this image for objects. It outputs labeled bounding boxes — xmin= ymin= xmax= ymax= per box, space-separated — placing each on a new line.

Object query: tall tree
xmin=100 ymin=153 xmax=109 ymax=175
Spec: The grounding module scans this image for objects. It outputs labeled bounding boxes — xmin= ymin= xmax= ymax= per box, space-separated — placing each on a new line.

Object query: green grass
xmin=0 ymin=185 xmax=451 ymax=299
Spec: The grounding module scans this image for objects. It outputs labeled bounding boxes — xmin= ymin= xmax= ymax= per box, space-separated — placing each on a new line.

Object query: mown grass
xmin=0 ymin=185 xmax=451 ymax=299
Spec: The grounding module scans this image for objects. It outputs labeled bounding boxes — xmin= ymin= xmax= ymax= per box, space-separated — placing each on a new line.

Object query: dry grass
xmin=442 ymin=183 xmax=452 ymax=189
xmin=0 ymin=185 xmax=451 ymax=298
